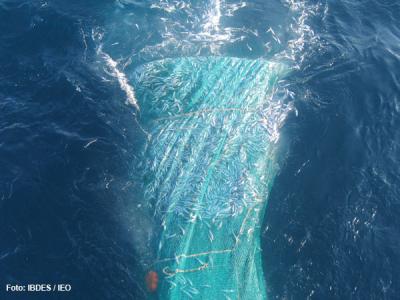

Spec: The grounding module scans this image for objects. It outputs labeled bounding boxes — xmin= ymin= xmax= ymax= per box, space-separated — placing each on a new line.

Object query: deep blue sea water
xmin=1 ymin=0 xmax=400 ymax=299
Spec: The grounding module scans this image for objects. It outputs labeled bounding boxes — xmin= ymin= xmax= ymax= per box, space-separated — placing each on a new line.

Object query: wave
xmin=98 ymin=48 xmax=140 ymax=110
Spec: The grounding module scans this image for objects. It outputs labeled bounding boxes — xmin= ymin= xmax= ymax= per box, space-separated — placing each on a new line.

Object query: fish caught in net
xmin=132 ymin=57 xmax=288 ymax=299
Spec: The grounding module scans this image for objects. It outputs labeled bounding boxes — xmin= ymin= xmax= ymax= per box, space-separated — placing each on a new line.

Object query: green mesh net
xmin=132 ymin=57 xmax=287 ymax=300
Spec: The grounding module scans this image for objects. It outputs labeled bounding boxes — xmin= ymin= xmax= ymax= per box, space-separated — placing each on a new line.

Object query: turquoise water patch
xmin=133 ymin=57 xmax=287 ymax=299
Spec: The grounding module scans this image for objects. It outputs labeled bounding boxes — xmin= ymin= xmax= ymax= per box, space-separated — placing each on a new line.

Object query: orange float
xmin=145 ymin=271 xmax=159 ymax=292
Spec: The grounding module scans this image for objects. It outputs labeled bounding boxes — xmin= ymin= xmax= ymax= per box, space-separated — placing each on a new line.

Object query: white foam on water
xmin=99 ymin=48 xmax=140 ymax=111
xmin=204 ymin=0 xmax=221 ymax=31
xmin=278 ymin=0 xmax=322 ymax=68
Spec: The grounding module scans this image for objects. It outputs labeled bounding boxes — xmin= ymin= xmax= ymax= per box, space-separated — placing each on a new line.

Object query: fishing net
xmin=132 ymin=57 xmax=287 ymax=299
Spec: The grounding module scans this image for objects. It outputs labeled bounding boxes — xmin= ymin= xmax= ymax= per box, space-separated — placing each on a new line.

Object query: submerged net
xmin=132 ymin=57 xmax=287 ymax=299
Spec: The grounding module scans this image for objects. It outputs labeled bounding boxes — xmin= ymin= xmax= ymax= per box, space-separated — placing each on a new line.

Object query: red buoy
xmin=145 ymin=271 xmax=159 ymax=292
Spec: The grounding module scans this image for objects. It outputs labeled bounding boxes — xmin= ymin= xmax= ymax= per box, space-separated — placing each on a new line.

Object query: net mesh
xmin=132 ymin=57 xmax=287 ymax=300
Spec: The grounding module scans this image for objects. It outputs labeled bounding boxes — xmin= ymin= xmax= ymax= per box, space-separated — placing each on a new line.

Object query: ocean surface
xmin=1 ymin=0 xmax=400 ymax=299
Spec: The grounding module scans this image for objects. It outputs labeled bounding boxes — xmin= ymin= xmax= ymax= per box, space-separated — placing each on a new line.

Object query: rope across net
xmin=132 ymin=57 xmax=287 ymax=300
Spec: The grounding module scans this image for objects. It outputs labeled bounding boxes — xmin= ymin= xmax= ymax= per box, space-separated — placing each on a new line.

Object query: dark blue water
xmin=1 ymin=0 xmax=400 ymax=299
